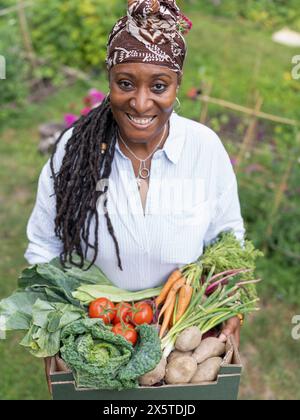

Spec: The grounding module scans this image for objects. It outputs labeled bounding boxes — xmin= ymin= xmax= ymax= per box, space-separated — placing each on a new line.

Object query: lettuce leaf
xmin=19 ymin=299 xmax=85 ymax=358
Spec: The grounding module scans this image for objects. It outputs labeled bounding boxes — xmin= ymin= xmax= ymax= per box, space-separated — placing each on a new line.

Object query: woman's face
xmin=109 ymin=63 xmax=181 ymax=144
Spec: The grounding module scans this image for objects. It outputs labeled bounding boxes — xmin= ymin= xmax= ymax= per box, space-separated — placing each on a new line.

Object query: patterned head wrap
xmin=106 ymin=0 xmax=192 ymax=76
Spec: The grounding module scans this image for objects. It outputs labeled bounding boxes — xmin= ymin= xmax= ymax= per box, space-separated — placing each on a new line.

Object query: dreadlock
xmin=49 ymin=95 xmax=123 ymax=271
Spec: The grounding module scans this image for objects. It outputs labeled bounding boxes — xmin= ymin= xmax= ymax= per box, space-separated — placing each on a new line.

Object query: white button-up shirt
xmin=25 ymin=112 xmax=245 ymax=291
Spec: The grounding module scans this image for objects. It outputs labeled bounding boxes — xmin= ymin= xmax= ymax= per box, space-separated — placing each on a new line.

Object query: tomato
xmin=112 ymin=322 xmax=138 ymax=346
xmin=88 ymin=297 xmax=116 ymax=324
xmin=113 ymin=302 xmax=131 ymax=325
xmin=129 ymin=302 xmax=153 ymax=325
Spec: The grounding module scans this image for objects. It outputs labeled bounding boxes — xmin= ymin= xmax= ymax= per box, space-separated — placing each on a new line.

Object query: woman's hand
xmin=44 ymin=357 xmax=52 ymax=395
xmin=219 ymin=316 xmax=241 ymax=348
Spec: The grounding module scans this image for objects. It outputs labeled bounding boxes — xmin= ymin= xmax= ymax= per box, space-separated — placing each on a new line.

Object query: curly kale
xmin=119 ymin=324 xmax=162 ymax=382
xmin=60 ymin=319 xmax=162 ymax=390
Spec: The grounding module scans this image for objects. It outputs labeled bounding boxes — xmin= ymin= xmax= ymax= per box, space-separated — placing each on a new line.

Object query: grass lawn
xmin=1 ymin=11 xmax=300 ymax=400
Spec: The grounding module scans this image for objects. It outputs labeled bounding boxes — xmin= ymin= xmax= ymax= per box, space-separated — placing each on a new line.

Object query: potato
xmin=175 ymin=326 xmax=202 ymax=352
xmin=138 ymin=357 xmax=167 ymax=386
xmin=165 ymin=356 xmax=197 ymax=384
xmin=167 ymin=350 xmax=192 ymax=363
xmin=190 ymin=357 xmax=222 ymax=383
xmin=192 ymin=337 xmax=226 ymax=364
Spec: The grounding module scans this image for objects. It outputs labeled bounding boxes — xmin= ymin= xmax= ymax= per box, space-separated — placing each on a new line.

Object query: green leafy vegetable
xmin=18 ymin=257 xmax=113 ymax=307
xmin=19 ymin=299 xmax=85 ymax=357
xmin=73 ymin=284 xmax=162 ymax=304
xmin=200 ymin=231 xmax=264 ymax=302
xmin=119 ymin=324 xmax=162 ymax=382
xmin=0 ymin=291 xmax=44 ymax=331
xmin=60 ymin=319 xmax=162 ymax=390
xmin=60 ymin=318 xmax=135 ymax=390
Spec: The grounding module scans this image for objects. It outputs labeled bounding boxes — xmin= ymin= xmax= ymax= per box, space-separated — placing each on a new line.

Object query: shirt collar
xmin=115 ymin=112 xmax=186 ymax=165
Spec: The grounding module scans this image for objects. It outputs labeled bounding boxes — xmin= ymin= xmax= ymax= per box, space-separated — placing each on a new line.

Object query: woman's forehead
xmin=109 ymin=63 xmax=178 ymax=80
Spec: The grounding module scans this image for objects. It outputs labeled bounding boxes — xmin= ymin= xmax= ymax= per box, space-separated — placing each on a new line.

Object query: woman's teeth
xmin=127 ymin=114 xmax=155 ymax=125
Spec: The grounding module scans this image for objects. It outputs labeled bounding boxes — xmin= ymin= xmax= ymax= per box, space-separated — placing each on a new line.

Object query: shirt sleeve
xmin=24 ymin=128 xmax=74 ymax=264
xmin=204 ymin=135 xmax=245 ymax=247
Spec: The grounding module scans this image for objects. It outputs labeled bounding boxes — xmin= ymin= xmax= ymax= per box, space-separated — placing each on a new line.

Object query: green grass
xmin=179 ymin=12 xmax=300 ymax=121
xmin=1 ymin=10 xmax=300 ymax=400
xmin=240 ymin=300 xmax=300 ymax=400
xmin=0 ymin=80 xmax=104 ymax=400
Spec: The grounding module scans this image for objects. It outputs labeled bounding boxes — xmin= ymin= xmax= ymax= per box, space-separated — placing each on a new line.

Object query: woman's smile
xmin=126 ymin=113 xmax=157 ymax=128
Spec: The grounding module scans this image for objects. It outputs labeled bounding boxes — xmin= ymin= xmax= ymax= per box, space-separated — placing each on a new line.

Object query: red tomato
xmin=129 ymin=302 xmax=153 ymax=325
xmin=111 ymin=322 xmax=138 ymax=346
xmin=113 ymin=302 xmax=131 ymax=325
xmin=88 ymin=297 xmax=116 ymax=324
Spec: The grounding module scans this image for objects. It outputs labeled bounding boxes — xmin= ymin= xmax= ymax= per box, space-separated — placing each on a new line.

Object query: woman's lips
xmin=125 ymin=113 xmax=156 ymax=128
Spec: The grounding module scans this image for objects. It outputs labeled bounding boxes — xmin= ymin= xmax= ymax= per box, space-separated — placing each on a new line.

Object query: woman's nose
xmin=130 ymin=89 xmax=152 ymax=115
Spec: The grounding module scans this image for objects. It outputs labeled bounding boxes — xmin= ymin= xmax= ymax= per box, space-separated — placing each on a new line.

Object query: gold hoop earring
xmin=173 ymin=96 xmax=181 ymax=112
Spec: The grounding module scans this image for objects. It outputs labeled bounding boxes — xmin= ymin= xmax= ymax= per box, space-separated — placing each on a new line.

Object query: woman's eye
xmin=118 ymin=81 xmax=133 ymax=90
xmin=153 ymin=84 xmax=167 ymax=93
xmin=117 ymin=81 xmax=167 ymax=93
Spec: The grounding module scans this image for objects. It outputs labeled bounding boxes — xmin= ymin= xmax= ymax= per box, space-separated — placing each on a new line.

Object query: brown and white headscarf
xmin=106 ymin=0 xmax=192 ymax=76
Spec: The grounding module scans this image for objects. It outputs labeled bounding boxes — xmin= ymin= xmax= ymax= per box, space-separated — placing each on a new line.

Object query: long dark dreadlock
xmin=50 ymin=95 xmax=123 ymax=271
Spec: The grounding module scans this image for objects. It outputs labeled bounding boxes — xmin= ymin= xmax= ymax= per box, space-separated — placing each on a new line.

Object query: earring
xmin=173 ymin=96 xmax=181 ymax=113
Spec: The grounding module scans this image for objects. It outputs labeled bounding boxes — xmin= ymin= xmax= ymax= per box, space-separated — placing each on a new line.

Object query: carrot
xmin=159 ymin=293 xmax=176 ymax=339
xmin=158 ymin=277 xmax=186 ymax=322
xmin=175 ymin=284 xmax=193 ymax=322
xmin=169 ymin=293 xmax=179 ymax=328
xmin=156 ymin=269 xmax=182 ymax=307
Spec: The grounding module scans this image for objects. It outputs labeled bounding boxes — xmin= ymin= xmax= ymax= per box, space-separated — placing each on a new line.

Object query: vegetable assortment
xmin=0 ymin=258 xmax=162 ymax=390
xmin=157 ymin=232 xmax=263 ymax=358
xmin=0 ymin=230 xmax=263 ymax=391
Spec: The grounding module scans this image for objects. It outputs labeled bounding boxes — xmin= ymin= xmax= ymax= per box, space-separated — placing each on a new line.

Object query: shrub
xmin=179 ymin=0 xmax=300 ymax=31
xmin=0 ymin=19 xmax=29 ymax=115
xmin=28 ymin=0 xmax=126 ymax=78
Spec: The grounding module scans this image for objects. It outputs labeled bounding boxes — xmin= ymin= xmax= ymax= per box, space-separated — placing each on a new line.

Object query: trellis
xmin=196 ymin=83 xmax=300 ymax=253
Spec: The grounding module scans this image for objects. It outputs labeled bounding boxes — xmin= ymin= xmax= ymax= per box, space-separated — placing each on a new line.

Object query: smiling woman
xmin=24 ymin=0 xmax=245 ymax=347
xmin=109 ymin=62 xmax=178 ymax=195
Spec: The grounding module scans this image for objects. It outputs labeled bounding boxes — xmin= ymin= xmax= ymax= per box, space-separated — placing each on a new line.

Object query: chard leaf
xmin=0 ymin=292 xmax=43 ymax=331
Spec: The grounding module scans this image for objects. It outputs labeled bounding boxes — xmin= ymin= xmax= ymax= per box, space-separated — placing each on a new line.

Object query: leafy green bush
xmin=28 ymin=0 xmax=126 ymax=79
xmin=0 ymin=19 xmax=29 ymax=122
xmin=179 ymin=0 xmax=300 ymax=31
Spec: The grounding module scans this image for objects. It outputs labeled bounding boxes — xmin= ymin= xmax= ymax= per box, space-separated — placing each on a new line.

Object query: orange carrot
xmin=159 ymin=293 xmax=176 ymax=339
xmin=175 ymin=284 xmax=193 ymax=322
xmin=169 ymin=293 xmax=179 ymax=328
xmin=156 ymin=269 xmax=183 ymax=307
xmin=158 ymin=277 xmax=186 ymax=322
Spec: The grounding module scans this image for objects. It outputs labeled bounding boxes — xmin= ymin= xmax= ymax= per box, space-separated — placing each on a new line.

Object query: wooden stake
xmin=197 ymin=94 xmax=299 ymax=127
xmin=264 ymin=157 xmax=295 ymax=252
xmin=235 ymin=93 xmax=264 ymax=172
xmin=199 ymin=81 xmax=213 ymax=125
xmin=17 ymin=0 xmax=38 ymax=76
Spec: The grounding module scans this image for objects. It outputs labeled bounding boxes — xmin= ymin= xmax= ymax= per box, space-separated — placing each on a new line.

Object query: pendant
xmin=139 ymin=161 xmax=150 ymax=180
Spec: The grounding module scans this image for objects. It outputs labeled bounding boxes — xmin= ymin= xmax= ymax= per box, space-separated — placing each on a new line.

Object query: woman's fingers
xmin=219 ymin=316 xmax=241 ymax=347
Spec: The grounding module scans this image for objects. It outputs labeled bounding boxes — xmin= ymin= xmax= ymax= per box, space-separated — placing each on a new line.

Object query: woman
xmin=26 ymin=0 xmax=244 ymax=386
